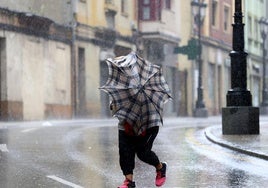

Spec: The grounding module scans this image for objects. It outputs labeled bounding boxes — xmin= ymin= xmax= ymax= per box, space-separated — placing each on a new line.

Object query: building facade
xmin=137 ymin=0 xmax=181 ymax=116
xmin=176 ymin=0 xmax=194 ymax=116
xmin=244 ymin=0 xmax=266 ymax=107
xmin=0 ymin=0 xmax=266 ymax=120
xmin=0 ymin=6 xmax=72 ymax=120
xmin=202 ymin=0 xmax=233 ymax=115
xmin=178 ymin=0 xmax=232 ymax=116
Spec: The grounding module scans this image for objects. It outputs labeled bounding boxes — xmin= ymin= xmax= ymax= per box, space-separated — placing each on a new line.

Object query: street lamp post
xmin=259 ymin=18 xmax=268 ymax=113
xmin=191 ymin=0 xmax=208 ymax=117
xmin=222 ymin=0 xmax=259 ymax=135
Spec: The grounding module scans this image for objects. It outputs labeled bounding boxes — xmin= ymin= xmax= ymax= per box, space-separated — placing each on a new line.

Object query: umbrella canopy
xmin=100 ymin=52 xmax=172 ymax=135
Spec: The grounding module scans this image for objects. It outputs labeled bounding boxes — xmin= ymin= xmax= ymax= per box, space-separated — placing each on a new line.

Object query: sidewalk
xmin=205 ymin=123 xmax=268 ymax=160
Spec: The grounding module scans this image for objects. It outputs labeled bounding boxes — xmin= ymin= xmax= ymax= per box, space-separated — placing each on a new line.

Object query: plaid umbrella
xmin=99 ymin=52 xmax=172 ymax=135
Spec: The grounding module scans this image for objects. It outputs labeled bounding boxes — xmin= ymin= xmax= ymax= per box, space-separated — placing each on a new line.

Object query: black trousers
xmin=118 ymin=126 xmax=160 ymax=175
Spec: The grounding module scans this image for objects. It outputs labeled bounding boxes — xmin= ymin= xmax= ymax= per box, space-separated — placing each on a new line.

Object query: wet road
xmin=0 ymin=118 xmax=268 ymax=187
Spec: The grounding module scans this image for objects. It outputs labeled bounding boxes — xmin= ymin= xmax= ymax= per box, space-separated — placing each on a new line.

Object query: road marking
xmin=47 ymin=175 xmax=84 ymax=188
xmin=42 ymin=121 xmax=53 ymax=126
xmin=21 ymin=128 xmax=39 ymax=133
xmin=0 ymin=144 xmax=9 ymax=152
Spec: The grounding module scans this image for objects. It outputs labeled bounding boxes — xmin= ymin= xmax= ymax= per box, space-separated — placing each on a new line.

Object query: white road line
xmin=21 ymin=128 xmax=39 ymax=133
xmin=47 ymin=175 xmax=84 ymax=188
xmin=42 ymin=121 xmax=53 ymax=126
xmin=0 ymin=144 xmax=9 ymax=152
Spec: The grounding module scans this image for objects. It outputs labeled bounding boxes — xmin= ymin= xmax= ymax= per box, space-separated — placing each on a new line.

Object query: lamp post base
xmin=222 ymin=106 xmax=259 ymax=135
xmin=193 ymin=107 xmax=208 ymax=118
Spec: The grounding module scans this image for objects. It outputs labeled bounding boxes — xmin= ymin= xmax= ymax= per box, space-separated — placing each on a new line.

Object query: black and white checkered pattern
xmin=100 ymin=52 xmax=172 ymax=135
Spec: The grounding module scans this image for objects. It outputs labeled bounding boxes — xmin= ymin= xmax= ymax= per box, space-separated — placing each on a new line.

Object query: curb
xmin=204 ymin=126 xmax=268 ymax=161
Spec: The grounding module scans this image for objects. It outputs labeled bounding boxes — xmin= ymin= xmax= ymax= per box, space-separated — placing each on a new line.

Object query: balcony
xmin=139 ymin=9 xmax=179 ymax=43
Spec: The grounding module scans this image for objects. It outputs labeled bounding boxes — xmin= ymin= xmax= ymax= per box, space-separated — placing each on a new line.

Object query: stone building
xmin=0 ymin=6 xmax=72 ymax=120
xmin=177 ymin=0 xmax=233 ymax=116
xmin=137 ymin=0 xmax=181 ymax=116
xmin=202 ymin=0 xmax=233 ymax=115
xmin=2 ymin=0 xmax=265 ymax=120
xmin=0 ymin=1 xmax=139 ymax=119
xmin=244 ymin=0 xmax=267 ymax=107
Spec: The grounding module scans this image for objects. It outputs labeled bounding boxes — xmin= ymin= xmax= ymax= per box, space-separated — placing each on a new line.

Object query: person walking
xmin=111 ymin=103 xmax=167 ymax=188
xmin=100 ymin=52 xmax=171 ymax=187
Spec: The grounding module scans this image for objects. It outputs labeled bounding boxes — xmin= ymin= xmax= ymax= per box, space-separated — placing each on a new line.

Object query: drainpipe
xmin=71 ymin=0 xmax=78 ymax=118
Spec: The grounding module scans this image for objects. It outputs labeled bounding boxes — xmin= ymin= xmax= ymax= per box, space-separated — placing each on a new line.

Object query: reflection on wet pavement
xmin=0 ymin=121 xmax=267 ymax=187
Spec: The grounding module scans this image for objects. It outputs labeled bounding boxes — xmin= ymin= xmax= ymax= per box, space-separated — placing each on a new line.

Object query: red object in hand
xmin=124 ymin=122 xmax=146 ymax=136
xmin=124 ymin=122 xmax=135 ymax=136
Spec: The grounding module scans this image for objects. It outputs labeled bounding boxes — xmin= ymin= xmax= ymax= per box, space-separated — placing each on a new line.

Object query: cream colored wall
xmin=85 ymin=44 xmax=102 ymax=116
xmin=5 ymin=32 xmax=23 ymax=102
xmin=115 ymin=1 xmax=135 ymax=36
xmin=203 ymin=0 xmax=210 ymax=37
xmin=22 ymin=37 xmax=44 ymax=120
xmin=44 ymin=41 xmax=71 ymax=105
xmin=203 ymin=47 xmax=215 ymax=110
xmin=79 ymin=0 xmax=136 ymax=35
xmin=178 ymin=0 xmax=194 ymax=116
xmin=3 ymin=31 xmax=71 ymax=120
xmin=79 ymin=0 xmax=106 ymax=27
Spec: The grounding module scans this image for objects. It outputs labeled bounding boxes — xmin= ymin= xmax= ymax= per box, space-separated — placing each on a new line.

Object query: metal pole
xmin=261 ymin=32 xmax=268 ymax=106
xmin=226 ymin=0 xmax=252 ymax=106
xmin=196 ymin=1 xmax=205 ymax=108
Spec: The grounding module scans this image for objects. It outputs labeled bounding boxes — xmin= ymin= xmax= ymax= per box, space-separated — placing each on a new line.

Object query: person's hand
xmin=109 ymin=102 xmax=114 ymax=110
xmin=110 ymin=101 xmax=117 ymax=112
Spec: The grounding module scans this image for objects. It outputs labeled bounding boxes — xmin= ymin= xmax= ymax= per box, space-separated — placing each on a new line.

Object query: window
xmin=212 ymin=0 xmax=218 ymax=27
xmin=223 ymin=6 xmax=229 ymax=31
xmin=208 ymin=63 xmax=215 ymax=99
xmin=140 ymin=0 xmax=151 ymax=20
xmin=121 ymin=0 xmax=128 ymax=15
xmin=248 ymin=16 xmax=252 ymax=38
xmin=144 ymin=0 xmax=150 ymax=4
xmin=139 ymin=0 xmax=161 ymax=21
xmin=142 ymin=7 xmax=150 ymax=20
xmin=254 ymin=18 xmax=259 ymax=40
xmin=105 ymin=11 xmax=115 ymax=29
xmin=163 ymin=0 xmax=171 ymax=9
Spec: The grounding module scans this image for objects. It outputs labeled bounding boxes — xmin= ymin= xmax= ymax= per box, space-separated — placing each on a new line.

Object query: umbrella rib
xmin=142 ymin=91 xmax=163 ymax=124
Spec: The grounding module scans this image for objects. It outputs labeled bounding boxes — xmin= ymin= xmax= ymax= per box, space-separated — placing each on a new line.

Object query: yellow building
xmin=0 ymin=0 xmax=242 ymax=119
xmin=73 ymin=0 xmax=137 ymax=117
xmin=177 ymin=0 xmax=195 ymax=116
xmin=136 ymin=0 xmax=181 ymax=116
xmin=75 ymin=0 xmax=181 ymax=117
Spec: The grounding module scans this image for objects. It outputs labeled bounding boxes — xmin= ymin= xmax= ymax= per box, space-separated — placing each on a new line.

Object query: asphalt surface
xmin=0 ymin=116 xmax=267 ymax=187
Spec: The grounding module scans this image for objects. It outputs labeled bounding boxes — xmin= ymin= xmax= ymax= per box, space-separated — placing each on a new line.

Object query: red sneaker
xmin=118 ymin=179 xmax=136 ymax=188
xmin=155 ymin=162 xmax=167 ymax=187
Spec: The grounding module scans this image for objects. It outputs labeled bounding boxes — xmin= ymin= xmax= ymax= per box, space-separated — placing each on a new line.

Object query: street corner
xmin=204 ymin=125 xmax=268 ymax=161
